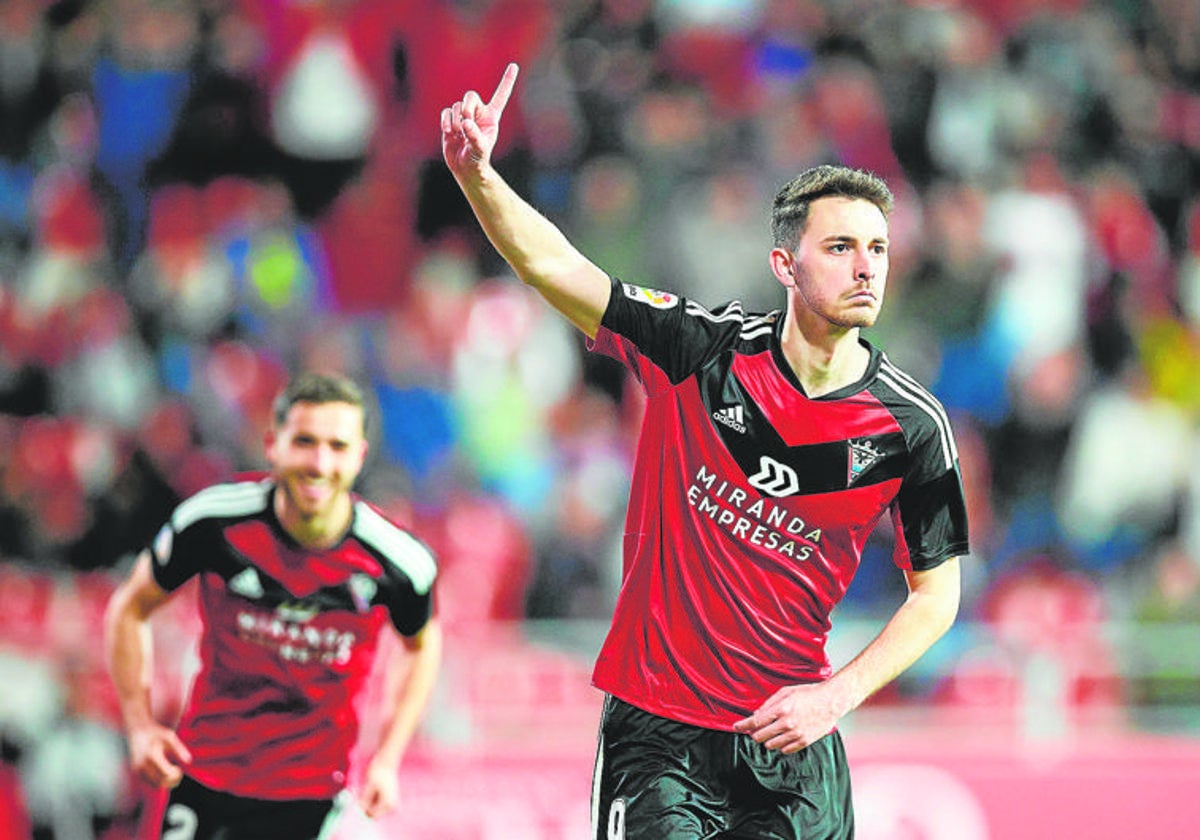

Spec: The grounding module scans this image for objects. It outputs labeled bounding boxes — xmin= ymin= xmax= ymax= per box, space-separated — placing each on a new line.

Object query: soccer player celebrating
xmin=441 ymin=65 xmax=967 ymax=839
xmin=104 ymin=373 xmax=441 ymax=839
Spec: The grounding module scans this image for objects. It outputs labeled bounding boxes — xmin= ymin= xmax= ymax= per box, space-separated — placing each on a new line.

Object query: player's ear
xmin=769 ymin=247 xmax=796 ymax=288
xmin=263 ymin=427 xmax=278 ymax=464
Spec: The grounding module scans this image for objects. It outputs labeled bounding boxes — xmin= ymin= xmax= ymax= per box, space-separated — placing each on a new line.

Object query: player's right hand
xmin=440 ymin=62 xmax=519 ymax=178
xmin=128 ymin=721 xmax=193 ymax=788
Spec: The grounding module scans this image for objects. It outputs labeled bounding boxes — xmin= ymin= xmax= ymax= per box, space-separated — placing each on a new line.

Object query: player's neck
xmin=274 ymin=495 xmax=353 ymax=550
xmin=780 ymin=312 xmax=869 ymax=398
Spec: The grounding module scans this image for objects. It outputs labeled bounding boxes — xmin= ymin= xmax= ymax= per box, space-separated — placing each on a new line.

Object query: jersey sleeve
xmin=149 ymin=481 xmax=272 ymax=591
xmin=890 ymin=461 xmax=970 ymax=570
xmin=589 ymin=275 xmax=752 ymax=391
xmin=378 ymin=571 xmax=435 ymax=637
xmin=148 ymin=519 xmax=206 ymax=592
xmin=352 ymin=502 xmax=439 ymax=637
xmin=376 ymin=535 xmax=439 ymax=633
xmin=889 ymin=406 xmax=971 ymax=571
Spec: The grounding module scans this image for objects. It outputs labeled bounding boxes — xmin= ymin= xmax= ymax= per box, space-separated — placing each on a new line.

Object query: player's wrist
xmin=120 ymin=702 xmax=159 ymax=733
xmin=820 ymin=672 xmax=864 ymax=719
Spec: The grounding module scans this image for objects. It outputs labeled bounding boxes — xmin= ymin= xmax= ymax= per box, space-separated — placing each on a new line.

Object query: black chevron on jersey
xmin=696 ymin=353 xmax=907 ymax=495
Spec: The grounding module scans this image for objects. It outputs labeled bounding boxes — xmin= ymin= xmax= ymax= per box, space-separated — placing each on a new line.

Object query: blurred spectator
xmin=622 ymin=78 xmax=718 ymax=215
xmin=148 ymin=3 xmax=276 ymax=187
xmin=16 ymin=654 xmax=134 ymax=840
xmin=1057 ymin=363 xmax=1193 ymax=573
xmin=809 ymin=56 xmax=910 ymax=188
xmin=317 ymin=140 xmax=422 ymax=313
xmin=0 ymin=1 xmax=61 ymax=166
xmin=256 ymin=0 xmax=397 ymax=219
xmin=223 ymin=178 xmax=333 ymax=351
xmin=567 ymin=154 xmax=651 ymax=290
xmin=939 ymin=552 xmax=1123 ymax=735
xmin=525 ymin=387 xmax=629 ymax=619
xmin=451 ymin=278 xmax=580 ymax=519
xmin=364 ymin=240 xmax=477 ymax=501
xmin=0 ymin=0 xmax=60 ymax=250
xmin=53 ymin=288 xmax=159 ymax=431
xmin=561 ymin=0 xmax=661 ymax=159
xmin=188 ymin=338 xmax=287 ymax=466
xmin=127 ymin=182 xmax=237 ymax=347
xmin=90 ymin=0 xmax=198 ymax=269
xmin=980 ymin=152 xmax=1090 ymax=381
xmin=1084 ymin=164 xmax=1173 ymax=318
xmin=656 ymin=160 xmax=775 ymax=309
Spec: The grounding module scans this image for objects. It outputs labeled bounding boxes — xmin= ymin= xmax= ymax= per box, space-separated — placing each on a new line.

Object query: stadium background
xmin=0 ymin=0 xmax=1198 ymax=836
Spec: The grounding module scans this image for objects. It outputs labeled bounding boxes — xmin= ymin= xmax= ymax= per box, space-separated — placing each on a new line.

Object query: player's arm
xmin=441 ymin=63 xmax=611 ymax=338
xmin=103 ymin=549 xmax=193 ymax=786
xmin=358 ymin=616 xmax=443 ymax=819
xmin=735 ymin=558 xmax=960 ymax=752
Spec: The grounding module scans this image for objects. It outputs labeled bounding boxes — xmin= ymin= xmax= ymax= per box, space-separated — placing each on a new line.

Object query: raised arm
xmin=441 ymin=63 xmax=611 ymax=338
xmin=103 ymin=550 xmax=193 ymax=787
xmin=734 ymin=558 xmax=961 ymax=752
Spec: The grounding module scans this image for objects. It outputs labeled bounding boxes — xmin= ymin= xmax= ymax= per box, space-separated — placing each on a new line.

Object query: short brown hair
xmin=272 ymin=372 xmax=366 ymax=430
xmin=771 ymin=165 xmax=894 ymax=249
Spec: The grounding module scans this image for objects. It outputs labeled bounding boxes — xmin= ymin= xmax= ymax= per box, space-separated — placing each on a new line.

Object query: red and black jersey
xmin=148 ymin=478 xmax=437 ymax=800
xmin=589 ymin=278 xmax=969 ymax=730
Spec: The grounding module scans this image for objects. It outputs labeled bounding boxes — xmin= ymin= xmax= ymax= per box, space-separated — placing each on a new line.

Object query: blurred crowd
xmin=1 ymin=0 xmax=1199 ymax=833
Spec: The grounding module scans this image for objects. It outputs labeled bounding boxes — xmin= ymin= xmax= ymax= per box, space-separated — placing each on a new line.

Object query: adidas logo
xmin=712 ymin=405 xmax=746 ymax=434
xmin=229 ymin=568 xmax=265 ymax=600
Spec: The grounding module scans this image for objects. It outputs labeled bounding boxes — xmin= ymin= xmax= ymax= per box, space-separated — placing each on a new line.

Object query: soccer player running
xmin=442 ymin=65 xmax=968 ymax=839
xmin=104 ymin=373 xmax=442 ymax=839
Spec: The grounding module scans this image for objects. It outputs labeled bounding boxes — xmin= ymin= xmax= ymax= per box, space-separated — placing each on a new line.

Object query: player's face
xmin=266 ymin=400 xmax=367 ymax=540
xmin=783 ymin=196 xmax=889 ymax=330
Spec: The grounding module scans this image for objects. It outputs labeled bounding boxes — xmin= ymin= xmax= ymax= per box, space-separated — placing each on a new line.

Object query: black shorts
xmin=156 ymin=775 xmax=338 ymax=840
xmin=591 ymin=695 xmax=854 ymax=840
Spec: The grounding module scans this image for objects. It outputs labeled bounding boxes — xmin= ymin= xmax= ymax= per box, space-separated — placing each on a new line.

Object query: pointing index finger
xmin=487 ymin=63 xmax=519 ymax=113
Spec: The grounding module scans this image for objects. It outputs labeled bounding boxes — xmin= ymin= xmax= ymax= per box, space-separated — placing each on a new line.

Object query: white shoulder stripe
xmin=353 ymin=502 xmax=437 ymax=595
xmin=172 ymin=481 xmax=271 ymax=531
xmin=742 ymin=313 xmax=776 ymax=330
xmin=685 ymin=300 xmax=745 ymax=323
xmin=740 ymin=324 xmax=774 ymax=341
xmin=877 ymin=363 xmax=957 ymax=470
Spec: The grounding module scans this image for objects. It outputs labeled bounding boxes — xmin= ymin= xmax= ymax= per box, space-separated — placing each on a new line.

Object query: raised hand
xmin=441 ymin=63 xmax=519 ymax=178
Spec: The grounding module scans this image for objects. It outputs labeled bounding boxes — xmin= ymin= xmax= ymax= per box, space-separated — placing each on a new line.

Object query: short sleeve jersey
xmin=589 ymin=278 xmax=969 ymax=730
xmin=149 ymin=478 xmax=437 ymax=800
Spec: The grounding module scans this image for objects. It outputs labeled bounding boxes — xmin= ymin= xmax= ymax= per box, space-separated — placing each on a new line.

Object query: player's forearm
xmin=372 ymin=620 xmax=443 ymax=769
xmin=104 ymin=600 xmax=157 ymax=731
xmin=455 ymin=165 xmax=610 ymax=336
xmin=824 ymin=562 xmax=960 ymax=716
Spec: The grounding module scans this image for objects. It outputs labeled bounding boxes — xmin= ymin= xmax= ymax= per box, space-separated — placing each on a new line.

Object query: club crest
xmin=348 ymin=574 xmax=378 ymax=612
xmin=848 ymin=438 xmax=883 ymax=485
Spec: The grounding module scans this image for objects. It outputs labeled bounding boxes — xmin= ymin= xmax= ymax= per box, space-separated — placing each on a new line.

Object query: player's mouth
xmin=296 ymin=478 xmax=333 ymax=503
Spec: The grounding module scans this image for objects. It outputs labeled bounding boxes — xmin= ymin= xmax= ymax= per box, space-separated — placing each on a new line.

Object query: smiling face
xmin=777 ymin=195 xmax=889 ymax=332
xmin=265 ymin=399 xmax=368 ymax=548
